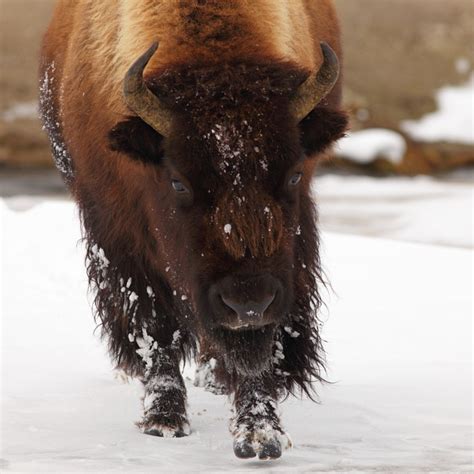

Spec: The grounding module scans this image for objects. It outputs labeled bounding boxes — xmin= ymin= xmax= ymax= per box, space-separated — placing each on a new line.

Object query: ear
xmin=299 ymin=107 xmax=349 ymax=156
xmin=108 ymin=116 xmax=165 ymax=164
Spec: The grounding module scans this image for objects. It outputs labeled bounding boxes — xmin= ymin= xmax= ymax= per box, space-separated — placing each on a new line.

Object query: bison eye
xmin=171 ymin=179 xmax=189 ymax=194
xmin=288 ymin=172 xmax=303 ymax=186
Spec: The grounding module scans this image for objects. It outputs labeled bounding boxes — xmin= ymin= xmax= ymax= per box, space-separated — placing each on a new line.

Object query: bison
xmin=39 ymin=0 xmax=347 ymax=460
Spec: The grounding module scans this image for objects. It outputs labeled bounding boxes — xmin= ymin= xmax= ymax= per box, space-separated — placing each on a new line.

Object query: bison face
xmin=141 ymin=111 xmax=314 ymax=375
xmin=109 ymin=43 xmax=347 ymax=375
xmin=110 ymin=107 xmax=346 ymax=374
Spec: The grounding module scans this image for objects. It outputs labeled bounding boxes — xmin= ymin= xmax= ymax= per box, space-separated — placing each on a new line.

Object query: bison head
xmin=109 ymin=43 xmax=347 ymax=375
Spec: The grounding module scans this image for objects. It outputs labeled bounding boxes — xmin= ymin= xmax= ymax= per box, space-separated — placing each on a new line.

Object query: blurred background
xmin=0 ymin=0 xmax=473 ymax=247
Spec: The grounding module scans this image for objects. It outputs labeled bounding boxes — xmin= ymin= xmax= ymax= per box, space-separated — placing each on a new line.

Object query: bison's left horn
xmin=290 ymin=42 xmax=340 ymax=122
xmin=123 ymin=42 xmax=172 ymax=137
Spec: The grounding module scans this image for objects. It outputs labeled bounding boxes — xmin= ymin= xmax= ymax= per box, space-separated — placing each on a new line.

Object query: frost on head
xmin=204 ymin=118 xmax=268 ymax=193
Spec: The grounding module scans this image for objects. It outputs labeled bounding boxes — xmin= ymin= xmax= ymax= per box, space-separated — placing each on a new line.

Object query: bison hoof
xmin=233 ymin=430 xmax=291 ymax=460
xmin=258 ymin=438 xmax=282 ymax=460
xmin=233 ymin=439 xmax=257 ymax=459
xmin=143 ymin=422 xmax=190 ymax=438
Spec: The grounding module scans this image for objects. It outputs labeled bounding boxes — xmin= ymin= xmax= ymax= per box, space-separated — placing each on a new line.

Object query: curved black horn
xmin=290 ymin=42 xmax=340 ymax=122
xmin=123 ymin=42 xmax=172 ymax=137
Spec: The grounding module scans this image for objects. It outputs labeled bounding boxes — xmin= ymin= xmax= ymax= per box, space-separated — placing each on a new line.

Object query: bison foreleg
xmin=136 ymin=339 xmax=189 ymax=438
xmin=231 ymin=376 xmax=292 ymax=460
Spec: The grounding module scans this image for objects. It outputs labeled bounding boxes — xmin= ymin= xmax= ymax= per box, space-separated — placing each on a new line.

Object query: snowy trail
xmin=1 ymin=200 xmax=472 ymax=472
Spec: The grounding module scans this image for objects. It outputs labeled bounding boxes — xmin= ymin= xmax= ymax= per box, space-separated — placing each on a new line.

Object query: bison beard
xmin=215 ymin=326 xmax=276 ymax=376
xmin=196 ymin=195 xmax=327 ymax=392
xmin=83 ymin=196 xmax=326 ymax=394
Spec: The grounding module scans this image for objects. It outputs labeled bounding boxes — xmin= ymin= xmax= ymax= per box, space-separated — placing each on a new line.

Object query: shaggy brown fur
xmin=40 ymin=0 xmax=347 ymax=460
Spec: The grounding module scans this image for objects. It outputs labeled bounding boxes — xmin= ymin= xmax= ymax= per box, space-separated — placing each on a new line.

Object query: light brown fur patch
xmin=43 ymin=0 xmax=341 ymax=122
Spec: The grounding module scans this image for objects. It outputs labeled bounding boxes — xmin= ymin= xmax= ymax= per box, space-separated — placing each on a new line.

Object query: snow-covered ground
xmin=316 ymin=174 xmax=473 ymax=249
xmin=1 ymin=182 xmax=472 ymax=472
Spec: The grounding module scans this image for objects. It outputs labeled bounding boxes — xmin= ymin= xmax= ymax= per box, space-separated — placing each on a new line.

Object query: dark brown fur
xmin=84 ymin=61 xmax=345 ymax=394
xmin=40 ymin=0 xmax=347 ymax=457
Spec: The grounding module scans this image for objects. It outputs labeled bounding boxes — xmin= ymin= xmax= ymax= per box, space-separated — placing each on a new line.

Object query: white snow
xmin=401 ymin=74 xmax=474 ymax=144
xmin=129 ymin=291 xmax=139 ymax=303
xmin=1 ymin=196 xmax=472 ymax=472
xmin=315 ymin=174 xmax=474 ymax=249
xmin=335 ymin=129 xmax=407 ymax=165
xmin=455 ymin=58 xmax=471 ymax=75
xmin=284 ymin=327 xmax=300 ymax=339
xmin=1 ymin=101 xmax=38 ymax=122
xmin=224 ymin=223 xmax=232 ymax=234
xmin=91 ymin=243 xmax=110 ymax=269
xmin=172 ymin=330 xmax=181 ymax=345
xmin=135 ymin=328 xmax=158 ymax=374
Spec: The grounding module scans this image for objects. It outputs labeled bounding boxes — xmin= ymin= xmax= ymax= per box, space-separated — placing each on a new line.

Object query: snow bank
xmin=401 ymin=74 xmax=474 ymax=144
xmin=315 ymin=174 xmax=473 ymax=249
xmin=1 ymin=200 xmax=472 ymax=472
xmin=335 ymin=129 xmax=407 ymax=165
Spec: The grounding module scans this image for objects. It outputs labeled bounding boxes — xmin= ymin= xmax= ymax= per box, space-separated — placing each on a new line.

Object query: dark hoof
xmin=233 ymin=439 xmax=256 ymax=459
xmin=144 ymin=424 xmax=190 ymax=438
xmin=232 ymin=431 xmax=291 ymax=460
xmin=258 ymin=439 xmax=282 ymax=460
xmin=144 ymin=427 xmax=165 ymax=437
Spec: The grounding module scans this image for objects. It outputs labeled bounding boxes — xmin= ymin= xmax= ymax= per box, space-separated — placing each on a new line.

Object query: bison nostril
xmin=221 ymin=293 xmax=275 ymax=321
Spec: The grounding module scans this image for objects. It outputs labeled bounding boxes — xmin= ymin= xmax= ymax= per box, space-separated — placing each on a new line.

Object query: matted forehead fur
xmin=151 ymin=61 xmax=306 ymax=259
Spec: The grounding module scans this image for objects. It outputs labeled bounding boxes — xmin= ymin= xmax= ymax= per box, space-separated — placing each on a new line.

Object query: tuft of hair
xmin=274 ymin=195 xmax=327 ymax=400
xmin=80 ymin=204 xmax=195 ymax=376
xmin=300 ymin=106 xmax=349 ymax=156
xmin=108 ymin=116 xmax=164 ymax=164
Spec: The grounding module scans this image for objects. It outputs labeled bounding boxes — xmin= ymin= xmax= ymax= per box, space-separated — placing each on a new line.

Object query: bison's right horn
xmin=290 ymin=42 xmax=340 ymax=122
xmin=123 ymin=42 xmax=172 ymax=137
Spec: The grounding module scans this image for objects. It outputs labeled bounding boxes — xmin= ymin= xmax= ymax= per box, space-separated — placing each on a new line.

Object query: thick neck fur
xmin=42 ymin=0 xmax=345 ymax=398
